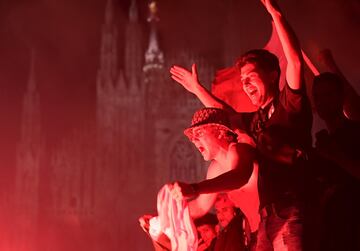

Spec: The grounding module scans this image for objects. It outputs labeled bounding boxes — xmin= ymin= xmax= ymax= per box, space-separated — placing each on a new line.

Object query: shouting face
xmin=240 ymin=63 xmax=276 ymax=108
xmin=191 ymin=127 xmax=221 ymax=161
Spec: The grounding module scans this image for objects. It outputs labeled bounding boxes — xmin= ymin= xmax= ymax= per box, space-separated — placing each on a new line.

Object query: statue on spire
xmin=147 ymin=1 xmax=160 ymax=22
xmin=143 ymin=0 xmax=164 ymax=72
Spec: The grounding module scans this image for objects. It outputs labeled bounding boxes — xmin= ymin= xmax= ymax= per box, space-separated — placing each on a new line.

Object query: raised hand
xmin=170 ymin=181 xmax=198 ymax=200
xmin=260 ymin=0 xmax=281 ymax=15
xmin=170 ymin=64 xmax=201 ymax=94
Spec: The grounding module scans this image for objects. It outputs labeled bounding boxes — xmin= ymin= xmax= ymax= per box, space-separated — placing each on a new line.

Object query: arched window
xmin=169 ymin=138 xmax=203 ymax=183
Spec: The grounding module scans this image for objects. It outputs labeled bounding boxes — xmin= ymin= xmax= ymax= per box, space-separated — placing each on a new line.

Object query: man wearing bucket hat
xmin=139 ymin=107 xmax=259 ymax=250
xmin=171 ymin=107 xmax=260 ymax=246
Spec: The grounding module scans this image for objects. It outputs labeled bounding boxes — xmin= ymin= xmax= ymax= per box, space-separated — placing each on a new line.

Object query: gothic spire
xmin=21 ymin=48 xmax=41 ymax=143
xmin=143 ymin=1 xmax=164 ymax=72
xmin=129 ymin=0 xmax=138 ymax=22
xmin=125 ymin=0 xmax=142 ymax=88
xmin=105 ymin=0 xmax=114 ymax=25
xmin=97 ymin=0 xmax=118 ymax=91
xmin=28 ymin=49 xmax=37 ymax=94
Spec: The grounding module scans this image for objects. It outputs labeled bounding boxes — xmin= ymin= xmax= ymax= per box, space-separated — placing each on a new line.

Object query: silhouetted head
xmin=235 ymin=49 xmax=280 ymax=108
xmin=312 ymin=72 xmax=344 ymax=121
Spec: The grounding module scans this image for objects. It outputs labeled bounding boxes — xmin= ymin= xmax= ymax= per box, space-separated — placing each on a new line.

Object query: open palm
xmin=170 ymin=64 xmax=200 ymax=94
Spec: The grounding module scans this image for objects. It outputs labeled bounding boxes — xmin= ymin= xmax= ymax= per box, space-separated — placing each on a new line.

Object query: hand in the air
xmin=261 ymin=0 xmax=281 ymax=15
xmin=318 ymin=49 xmax=336 ymax=69
xmin=170 ymin=64 xmax=201 ymax=94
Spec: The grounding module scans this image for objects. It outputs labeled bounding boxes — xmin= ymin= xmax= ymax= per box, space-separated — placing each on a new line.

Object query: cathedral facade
xmin=12 ymin=0 xmax=215 ymax=250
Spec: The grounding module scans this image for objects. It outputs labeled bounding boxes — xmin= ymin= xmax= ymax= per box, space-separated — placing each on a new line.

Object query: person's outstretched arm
xmin=262 ymin=0 xmax=303 ymax=90
xmin=171 ymin=143 xmax=255 ymax=200
xmin=170 ymin=64 xmax=236 ymax=113
xmin=190 ymin=143 xmax=255 ymax=194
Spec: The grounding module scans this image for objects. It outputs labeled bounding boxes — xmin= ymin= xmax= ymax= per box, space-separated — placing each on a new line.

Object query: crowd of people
xmin=139 ymin=0 xmax=360 ymax=250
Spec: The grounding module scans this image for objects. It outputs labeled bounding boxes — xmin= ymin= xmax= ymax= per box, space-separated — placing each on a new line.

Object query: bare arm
xmin=172 ymin=143 xmax=255 ymax=199
xmin=194 ymin=143 xmax=255 ymax=194
xmin=170 ymin=64 xmax=236 ymax=113
xmin=184 ymin=143 xmax=255 ymax=218
xmin=262 ymin=0 xmax=303 ymax=90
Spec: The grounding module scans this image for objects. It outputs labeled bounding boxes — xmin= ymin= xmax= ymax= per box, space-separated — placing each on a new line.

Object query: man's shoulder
xmin=227 ymin=143 xmax=256 ymax=166
xmin=277 ymin=81 xmax=312 ymax=118
xmin=206 ymin=161 xmax=223 ymax=178
xmin=279 ymin=81 xmax=308 ymax=100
